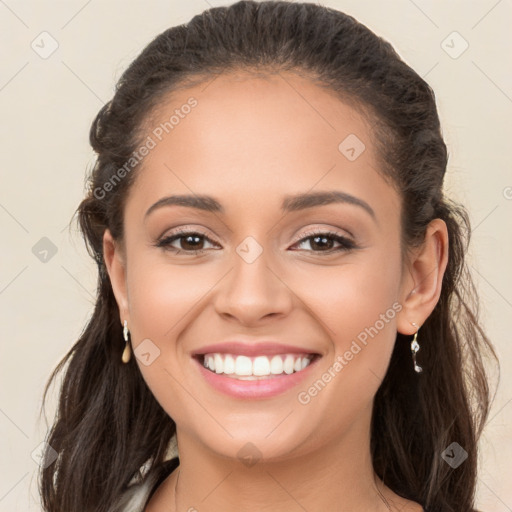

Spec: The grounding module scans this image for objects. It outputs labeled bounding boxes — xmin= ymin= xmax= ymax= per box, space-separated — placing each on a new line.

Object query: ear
xmin=103 ymin=229 xmax=129 ymax=325
xmin=396 ymin=218 xmax=449 ymax=335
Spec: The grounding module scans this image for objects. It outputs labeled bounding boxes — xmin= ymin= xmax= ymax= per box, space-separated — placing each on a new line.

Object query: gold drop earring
xmin=122 ymin=320 xmax=132 ymax=363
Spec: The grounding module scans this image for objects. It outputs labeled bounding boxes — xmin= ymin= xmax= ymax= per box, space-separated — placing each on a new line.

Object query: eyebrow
xmin=281 ymin=191 xmax=376 ymax=221
xmin=145 ymin=195 xmax=222 ymax=218
xmin=145 ymin=191 xmax=376 ymax=222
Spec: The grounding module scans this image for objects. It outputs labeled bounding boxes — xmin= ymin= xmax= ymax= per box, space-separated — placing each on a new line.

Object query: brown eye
xmin=156 ymin=231 xmax=219 ymax=254
xmin=291 ymin=231 xmax=356 ymax=253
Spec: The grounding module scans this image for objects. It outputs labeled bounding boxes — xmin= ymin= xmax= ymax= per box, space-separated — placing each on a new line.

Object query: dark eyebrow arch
xmin=145 ymin=195 xmax=224 ymax=218
xmin=281 ymin=191 xmax=376 ymax=222
xmin=145 ymin=190 xmax=376 ymax=223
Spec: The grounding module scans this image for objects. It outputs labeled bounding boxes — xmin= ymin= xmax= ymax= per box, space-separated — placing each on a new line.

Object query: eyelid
xmin=160 ymin=225 xmax=217 ymax=240
xmin=291 ymin=226 xmax=353 ymax=245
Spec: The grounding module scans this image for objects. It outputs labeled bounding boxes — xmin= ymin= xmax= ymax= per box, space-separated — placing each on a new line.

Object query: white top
xmin=109 ymin=471 xmax=160 ymax=512
xmin=109 ymin=458 xmax=179 ymax=512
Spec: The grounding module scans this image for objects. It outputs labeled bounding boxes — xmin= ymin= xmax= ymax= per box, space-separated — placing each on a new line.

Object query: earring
xmin=410 ymin=322 xmax=422 ymax=373
xmin=122 ymin=320 xmax=131 ymax=363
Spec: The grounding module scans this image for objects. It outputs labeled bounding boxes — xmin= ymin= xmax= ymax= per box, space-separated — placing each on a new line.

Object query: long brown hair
xmin=39 ymin=2 xmax=498 ymax=511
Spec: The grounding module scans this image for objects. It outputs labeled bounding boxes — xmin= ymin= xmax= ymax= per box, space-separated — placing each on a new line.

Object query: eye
xmin=155 ymin=228 xmax=357 ymax=256
xmin=155 ymin=229 xmax=220 ymax=255
xmin=290 ymin=230 xmax=357 ymax=254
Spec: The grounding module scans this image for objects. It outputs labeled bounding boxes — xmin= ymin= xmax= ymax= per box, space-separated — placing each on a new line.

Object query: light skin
xmin=103 ymin=71 xmax=448 ymax=511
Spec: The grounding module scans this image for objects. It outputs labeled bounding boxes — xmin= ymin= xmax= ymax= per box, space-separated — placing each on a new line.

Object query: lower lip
xmin=193 ymin=356 xmax=320 ymax=399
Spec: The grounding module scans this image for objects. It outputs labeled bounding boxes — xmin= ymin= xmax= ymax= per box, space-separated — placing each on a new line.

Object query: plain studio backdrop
xmin=0 ymin=1 xmax=511 ymax=510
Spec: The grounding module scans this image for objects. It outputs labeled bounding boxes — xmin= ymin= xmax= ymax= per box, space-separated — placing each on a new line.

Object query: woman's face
xmin=105 ymin=72 xmax=419 ymax=461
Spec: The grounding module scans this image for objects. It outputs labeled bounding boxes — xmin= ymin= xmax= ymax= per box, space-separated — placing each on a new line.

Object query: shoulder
xmin=395 ymin=500 xmax=426 ymax=512
xmin=109 ymin=458 xmax=179 ymax=512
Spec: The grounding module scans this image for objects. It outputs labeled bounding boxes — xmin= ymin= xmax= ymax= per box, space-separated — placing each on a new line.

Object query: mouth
xmin=195 ymin=352 xmax=320 ymax=380
xmin=192 ymin=351 xmax=322 ymax=399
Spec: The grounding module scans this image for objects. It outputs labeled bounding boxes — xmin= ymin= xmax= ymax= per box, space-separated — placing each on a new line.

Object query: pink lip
xmin=191 ymin=341 xmax=319 ymax=357
xmin=193 ymin=355 xmax=321 ymax=400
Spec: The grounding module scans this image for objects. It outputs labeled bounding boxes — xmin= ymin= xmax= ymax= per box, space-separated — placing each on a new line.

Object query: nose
xmin=213 ymin=249 xmax=294 ymax=326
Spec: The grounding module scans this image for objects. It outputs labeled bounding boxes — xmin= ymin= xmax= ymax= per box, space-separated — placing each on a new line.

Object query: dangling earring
xmin=122 ymin=320 xmax=131 ymax=363
xmin=410 ymin=321 xmax=422 ymax=373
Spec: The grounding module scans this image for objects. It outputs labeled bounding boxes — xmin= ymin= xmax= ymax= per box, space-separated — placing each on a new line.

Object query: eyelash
xmin=155 ymin=228 xmax=357 ymax=256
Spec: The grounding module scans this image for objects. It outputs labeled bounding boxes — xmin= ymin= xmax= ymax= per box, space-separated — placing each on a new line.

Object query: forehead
xmin=126 ymin=71 xmax=397 ymax=221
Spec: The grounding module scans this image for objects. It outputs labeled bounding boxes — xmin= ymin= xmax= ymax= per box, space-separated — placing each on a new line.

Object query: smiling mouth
xmin=195 ymin=353 xmax=320 ymax=380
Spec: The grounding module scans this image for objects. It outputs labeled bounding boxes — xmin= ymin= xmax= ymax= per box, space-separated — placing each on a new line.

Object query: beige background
xmin=0 ymin=0 xmax=511 ymax=510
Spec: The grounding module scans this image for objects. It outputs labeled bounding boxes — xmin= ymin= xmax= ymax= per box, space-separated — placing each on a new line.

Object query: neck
xmin=151 ymin=408 xmax=407 ymax=512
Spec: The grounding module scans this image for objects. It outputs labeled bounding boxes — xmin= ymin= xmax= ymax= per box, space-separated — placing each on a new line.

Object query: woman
xmin=39 ymin=2 xmax=497 ymax=511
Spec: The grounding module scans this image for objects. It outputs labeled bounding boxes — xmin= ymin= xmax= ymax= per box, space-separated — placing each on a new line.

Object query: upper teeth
xmin=202 ymin=353 xmax=313 ymax=377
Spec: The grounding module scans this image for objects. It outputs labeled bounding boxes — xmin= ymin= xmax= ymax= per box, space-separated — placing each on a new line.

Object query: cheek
xmin=123 ymin=253 xmax=224 ymax=421
xmin=294 ymin=252 xmax=402 ymax=350
xmin=126 ymin=255 xmax=218 ymax=340
xmin=292 ymin=248 xmax=402 ymax=400
xmin=289 ymin=257 xmax=402 ymax=444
